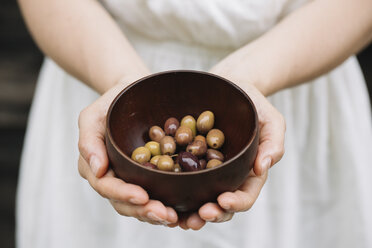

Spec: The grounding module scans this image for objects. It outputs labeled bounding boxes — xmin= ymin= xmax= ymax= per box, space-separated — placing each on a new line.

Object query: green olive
xmin=149 ymin=126 xmax=165 ymax=142
xmin=181 ymin=115 xmax=197 ymax=137
xmin=206 ymin=129 xmax=225 ymax=149
xmin=174 ymin=163 xmax=182 ymax=173
xmin=131 ymin=146 xmax=151 ymax=164
xmin=206 ymin=159 xmax=222 ymax=169
xmin=145 ymin=141 xmax=161 ymax=156
xmin=150 ymin=155 xmax=161 ymax=165
xmin=186 ymin=140 xmax=207 ymax=157
xmin=160 ymin=136 xmax=176 ymax=155
xmin=157 ymin=155 xmax=174 ymax=171
xmin=196 ymin=110 xmax=215 ymax=134
xmin=194 ymin=135 xmax=206 ymax=144
xmin=175 ymin=126 xmax=193 ymax=146
xmin=206 ymin=149 xmax=224 ymax=162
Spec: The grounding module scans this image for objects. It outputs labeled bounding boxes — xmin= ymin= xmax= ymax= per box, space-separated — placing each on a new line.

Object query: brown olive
xmin=186 ymin=140 xmax=207 ymax=157
xmin=174 ymin=163 xmax=182 ymax=173
xmin=196 ymin=110 xmax=215 ymax=134
xmin=157 ymin=155 xmax=174 ymax=171
xmin=206 ymin=159 xmax=222 ymax=169
xmin=164 ymin=117 xmax=179 ymax=136
xmin=144 ymin=162 xmax=157 ymax=169
xmin=206 ymin=129 xmax=225 ymax=149
xmin=199 ymin=159 xmax=207 ymax=170
xmin=149 ymin=126 xmax=165 ymax=142
xmin=178 ymin=151 xmax=201 ymax=172
xmin=131 ymin=146 xmax=151 ymax=164
xmin=160 ymin=136 xmax=176 ymax=155
xmin=150 ymin=155 xmax=161 ymax=165
xmin=175 ymin=126 xmax=193 ymax=146
xmin=206 ymin=149 xmax=224 ymax=162
xmin=194 ymin=135 xmax=206 ymax=144
xmin=145 ymin=141 xmax=161 ymax=156
xmin=181 ymin=115 xmax=197 ymax=137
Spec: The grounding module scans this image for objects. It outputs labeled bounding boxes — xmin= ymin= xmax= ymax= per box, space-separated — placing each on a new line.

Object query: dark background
xmin=1 ymin=1 xmax=372 ymax=248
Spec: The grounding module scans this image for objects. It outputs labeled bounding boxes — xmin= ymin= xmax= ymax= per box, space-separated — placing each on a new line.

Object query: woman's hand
xmin=178 ymin=67 xmax=286 ymax=230
xmin=77 ymin=75 xmax=178 ymax=226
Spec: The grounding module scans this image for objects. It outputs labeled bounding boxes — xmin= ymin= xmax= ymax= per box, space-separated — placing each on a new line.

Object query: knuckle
xmin=77 ymin=159 xmax=86 ymax=179
xmin=78 ymin=107 xmax=90 ymax=127
xmin=273 ymin=143 xmax=285 ymax=159
xmin=241 ymin=193 xmax=255 ymax=212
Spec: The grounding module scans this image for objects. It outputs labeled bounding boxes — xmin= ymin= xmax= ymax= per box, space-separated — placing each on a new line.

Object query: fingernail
xmin=147 ymin=212 xmax=164 ymax=222
xmin=90 ymin=156 xmax=100 ymax=176
xmin=220 ymin=203 xmax=231 ymax=210
xmin=204 ymin=216 xmax=216 ymax=222
xmin=129 ymin=198 xmax=143 ymax=205
xmin=261 ymin=157 xmax=272 ymax=173
xmin=166 ymin=209 xmax=177 ymax=221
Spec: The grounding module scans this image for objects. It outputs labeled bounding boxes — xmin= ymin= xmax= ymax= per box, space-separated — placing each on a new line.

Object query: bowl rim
xmin=106 ymin=70 xmax=259 ymax=176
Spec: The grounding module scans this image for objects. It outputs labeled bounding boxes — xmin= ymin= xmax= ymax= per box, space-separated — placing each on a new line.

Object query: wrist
xmin=105 ymin=68 xmax=151 ymax=95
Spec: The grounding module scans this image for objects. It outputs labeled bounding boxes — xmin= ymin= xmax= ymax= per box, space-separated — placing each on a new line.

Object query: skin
xmin=18 ymin=0 xmax=372 ymax=230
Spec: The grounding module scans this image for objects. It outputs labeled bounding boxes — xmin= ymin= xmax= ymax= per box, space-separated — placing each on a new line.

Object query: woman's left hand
xmin=177 ymin=68 xmax=286 ymax=230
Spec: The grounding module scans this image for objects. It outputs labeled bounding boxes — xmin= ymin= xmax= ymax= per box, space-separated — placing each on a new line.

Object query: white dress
xmin=17 ymin=0 xmax=372 ymax=247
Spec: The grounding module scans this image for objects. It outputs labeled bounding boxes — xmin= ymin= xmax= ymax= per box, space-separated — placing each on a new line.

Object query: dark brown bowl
xmin=105 ymin=70 xmax=259 ymax=212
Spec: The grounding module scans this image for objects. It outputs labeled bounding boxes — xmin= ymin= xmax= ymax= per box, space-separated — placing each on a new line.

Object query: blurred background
xmin=0 ymin=1 xmax=372 ymax=248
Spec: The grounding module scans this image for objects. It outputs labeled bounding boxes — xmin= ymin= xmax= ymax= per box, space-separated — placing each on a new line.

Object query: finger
xmin=178 ymin=213 xmax=190 ymax=230
xmin=79 ymin=156 xmax=149 ymax=204
xmin=186 ymin=213 xmax=206 ymax=230
xmin=217 ymin=170 xmax=268 ymax=212
xmin=254 ymin=109 xmax=286 ymax=176
xmin=198 ymin=203 xmax=233 ymax=223
xmin=112 ymin=200 xmax=172 ymax=225
xmin=78 ymin=105 xmax=108 ymax=178
xmin=166 ymin=207 xmax=178 ymax=224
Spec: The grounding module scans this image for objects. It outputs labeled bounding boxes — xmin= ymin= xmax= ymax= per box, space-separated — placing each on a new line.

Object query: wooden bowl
xmin=105 ymin=70 xmax=259 ymax=212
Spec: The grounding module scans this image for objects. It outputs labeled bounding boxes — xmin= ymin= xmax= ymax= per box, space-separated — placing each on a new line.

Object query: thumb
xmin=78 ymin=105 xmax=109 ymax=178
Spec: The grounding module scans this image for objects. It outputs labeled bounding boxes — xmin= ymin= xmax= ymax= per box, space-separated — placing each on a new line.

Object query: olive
xmin=206 ymin=149 xmax=224 ymax=162
xmin=157 ymin=155 xmax=174 ymax=171
xmin=181 ymin=115 xmax=197 ymax=137
xmin=131 ymin=146 xmax=151 ymax=164
xmin=149 ymin=126 xmax=165 ymax=142
xmin=160 ymin=136 xmax=176 ymax=155
xmin=178 ymin=151 xmax=201 ymax=172
xmin=144 ymin=162 xmax=157 ymax=169
xmin=145 ymin=141 xmax=161 ymax=156
xmin=175 ymin=126 xmax=193 ymax=146
xmin=174 ymin=163 xmax=182 ymax=173
xmin=186 ymin=140 xmax=207 ymax=157
xmin=199 ymin=159 xmax=207 ymax=170
xmin=150 ymin=155 xmax=161 ymax=165
xmin=194 ymin=135 xmax=206 ymax=144
xmin=206 ymin=129 xmax=225 ymax=149
xmin=206 ymin=159 xmax=222 ymax=169
xmin=164 ymin=117 xmax=179 ymax=136
xmin=196 ymin=110 xmax=215 ymax=134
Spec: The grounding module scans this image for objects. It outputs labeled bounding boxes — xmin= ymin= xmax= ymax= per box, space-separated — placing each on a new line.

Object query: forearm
xmin=213 ymin=0 xmax=372 ymax=96
xmin=18 ymin=0 xmax=149 ymax=94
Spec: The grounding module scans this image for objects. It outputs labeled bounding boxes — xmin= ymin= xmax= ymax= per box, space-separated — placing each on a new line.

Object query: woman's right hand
xmin=77 ymin=76 xmax=178 ymax=226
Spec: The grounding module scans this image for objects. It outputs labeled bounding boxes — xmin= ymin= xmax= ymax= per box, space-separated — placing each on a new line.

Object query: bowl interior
xmin=108 ymin=71 xmax=256 ymax=166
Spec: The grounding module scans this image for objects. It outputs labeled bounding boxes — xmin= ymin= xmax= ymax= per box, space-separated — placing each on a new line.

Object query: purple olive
xmin=206 ymin=149 xmax=224 ymax=162
xmin=178 ymin=151 xmax=201 ymax=172
xmin=199 ymin=159 xmax=207 ymax=170
xmin=164 ymin=117 xmax=179 ymax=136
xmin=143 ymin=162 xmax=157 ymax=169
xmin=186 ymin=140 xmax=207 ymax=157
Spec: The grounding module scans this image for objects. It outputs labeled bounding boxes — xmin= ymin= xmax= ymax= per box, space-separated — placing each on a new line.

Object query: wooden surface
xmin=0 ymin=1 xmax=371 ymax=247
